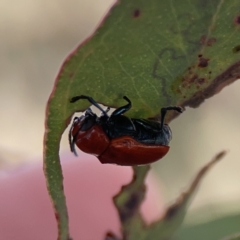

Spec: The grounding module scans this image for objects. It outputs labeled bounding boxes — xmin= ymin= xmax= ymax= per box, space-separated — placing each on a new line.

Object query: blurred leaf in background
xmin=176 ymin=213 xmax=240 ymax=240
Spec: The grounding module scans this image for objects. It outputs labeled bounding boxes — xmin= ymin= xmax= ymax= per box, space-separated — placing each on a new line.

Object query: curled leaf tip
xmin=214 ymin=150 xmax=227 ymax=161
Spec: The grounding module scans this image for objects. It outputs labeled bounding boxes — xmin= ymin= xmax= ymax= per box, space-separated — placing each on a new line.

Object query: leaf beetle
xmin=69 ymin=95 xmax=182 ymax=166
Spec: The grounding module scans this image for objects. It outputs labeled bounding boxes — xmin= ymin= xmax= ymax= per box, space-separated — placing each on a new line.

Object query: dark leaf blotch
xmin=233 ymin=45 xmax=240 ymax=53
xmin=164 ymin=204 xmax=180 ymax=220
xmin=200 ymin=35 xmax=217 ymax=46
xmin=234 ymin=15 xmax=240 ymax=24
xmin=133 ymin=9 xmax=141 ymax=18
xmin=198 ymin=57 xmax=209 ymax=68
xmin=125 ymin=193 xmax=141 ymax=210
xmin=119 ymin=193 xmax=141 ymax=222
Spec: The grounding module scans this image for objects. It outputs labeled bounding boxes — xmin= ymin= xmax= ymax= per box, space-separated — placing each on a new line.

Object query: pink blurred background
xmin=0 ymin=153 xmax=164 ymax=239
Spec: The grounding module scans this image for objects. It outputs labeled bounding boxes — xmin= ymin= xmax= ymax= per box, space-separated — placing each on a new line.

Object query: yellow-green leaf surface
xmin=44 ymin=0 xmax=240 ymax=239
xmin=173 ymin=216 xmax=240 ymax=240
xmin=222 ymin=234 xmax=240 ymax=240
xmin=177 ymin=215 xmax=240 ymax=240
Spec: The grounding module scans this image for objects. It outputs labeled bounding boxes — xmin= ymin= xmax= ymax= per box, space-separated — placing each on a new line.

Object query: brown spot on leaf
xmin=179 ymin=70 xmax=208 ymax=91
xmin=200 ymin=35 xmax=217 ymax=46
xmin=198 ymin=57 xmax=209 ymax=68
xmin=200 ymin=35 xmax=207 ymax=45
xmin=189 ymin=74 xmax=198 ymax=83
xmin=187 ymin=67 xmax=193 ymax=75
xmin=182 ymin=74 xmax=199 ymax=87
xmin=197 ymin=78 xmax=205 ymax=84
xmin=207 ymin=37 xmax=216 ymax=46
xmin=233 ymin=45 xmax=240 ymax=53
xmin=133 ymin=9 xmax=141 ymax=18
xmin=182 ymin=61 xmax=240 ymax=108
xmin=234 ymin=15 xmax=240 ymax=25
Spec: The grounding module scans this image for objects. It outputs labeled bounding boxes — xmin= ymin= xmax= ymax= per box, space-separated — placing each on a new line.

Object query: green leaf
xmin=50 ymin=0 xmax=240 ymax=119
xmin=176 ymin=214 xmax=240 ymax=240
xmin=44 ymin=107 xmax=71 ymax=240
xmin=222 ymin=234 xmax=240 ymax=240
xmin=44 ymin=0 xmax=240 ymax=238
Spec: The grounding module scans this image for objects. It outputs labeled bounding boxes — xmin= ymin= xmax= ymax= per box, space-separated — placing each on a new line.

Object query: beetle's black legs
xmin=69 ymin=123 xmax=77 ymax=156
xmin=68 ymin=117 xmax=82 ymax=156
xmin=69 ymin=133 xmax=78 ymax=156
xmin=160 ymin=106 xmax=182 ymax=130
xmin=111 ymin=96 xmax=132 ymax=117
xmin=70 ymin=95 xmax=108 ymax=117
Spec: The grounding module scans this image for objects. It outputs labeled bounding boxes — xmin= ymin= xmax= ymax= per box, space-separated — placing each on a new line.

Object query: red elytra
xmin=99 ymin=137 xmax=169 ymax=165
xmin=72 ymin=123 xmax=169 ymax=165
xmin=69 ymin=95 xmax=182 ymax=166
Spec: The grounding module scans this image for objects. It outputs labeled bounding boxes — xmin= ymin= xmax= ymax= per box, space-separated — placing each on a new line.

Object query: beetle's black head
xmin=69 ymin=108 xmax=97 ymax=156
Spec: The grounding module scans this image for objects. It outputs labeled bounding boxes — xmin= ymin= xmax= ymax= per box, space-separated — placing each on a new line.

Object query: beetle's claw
xmin=70 ymin=141 xmax=78 ymax=156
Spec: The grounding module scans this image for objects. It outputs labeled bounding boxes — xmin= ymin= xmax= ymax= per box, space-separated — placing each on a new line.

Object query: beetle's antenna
xmin=70 ymin=95 xmax=109 ymax=117
xmin=71 ymin=132 xmax=79 ymax=156
xmin=160 ymin=106 xmax=182 ymax=130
